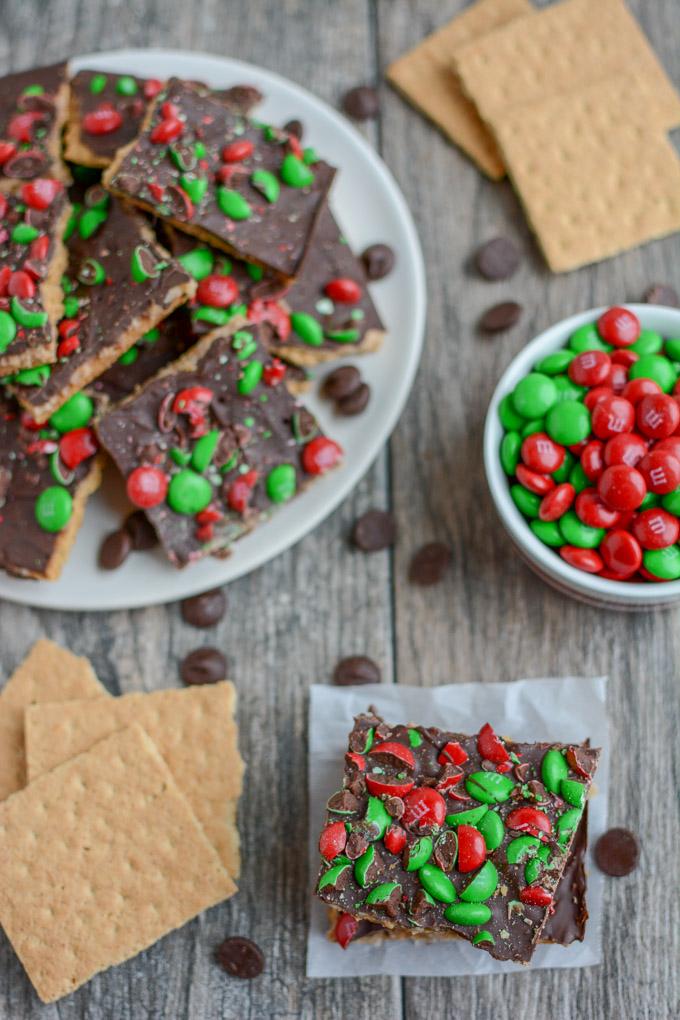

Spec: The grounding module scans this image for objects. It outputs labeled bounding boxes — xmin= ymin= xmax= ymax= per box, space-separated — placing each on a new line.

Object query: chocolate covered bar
xmin=315 ymin=712 xmax=599 ymax=964
xmin=0 ymin=62 xmax=69 ymax=183
xmin=104 ymin=78 xmax=336 ymax=279
xmin=9 ymin=193 xmax=195 ymax=422
xmin=0 ymin=180 xmax=70 ymax=374
xmin=169 ymin=202 xmax=385 ymax=366
xmin=65 ymin=69 xmax=263 ymax=168
xmin=96 ymin=323 xmax=343 ymax=567
xmin=0 ymin=392 xmax=102 ymax=580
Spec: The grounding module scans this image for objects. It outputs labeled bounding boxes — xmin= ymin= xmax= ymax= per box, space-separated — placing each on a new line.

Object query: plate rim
xmin=0 ymin=48 xmax=426 ymax=611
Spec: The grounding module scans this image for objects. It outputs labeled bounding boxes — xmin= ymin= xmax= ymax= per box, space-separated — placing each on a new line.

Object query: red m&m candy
xmin=597 ymin=306 xmax=641 ymax=347
xmin=126 ymin=465 xmax=168 ymax=508
xmin=521 ymin=432 xmax=565 ymax=474
xmin=638 ymin=450 xmax=680 ymax=494
xmin=598 ymin=465 xmax=646 ymax=511
xmin=636 ymin=393 xmax=680 ymax=440
xmin=632 ymin=508 xmax=680 ymax=550
xmin=591 ymin=394 xmax=635 ymax=439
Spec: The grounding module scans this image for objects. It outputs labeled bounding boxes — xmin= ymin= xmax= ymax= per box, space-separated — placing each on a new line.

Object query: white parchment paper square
xmin=307 ymin=676 xmax=608 ymax=977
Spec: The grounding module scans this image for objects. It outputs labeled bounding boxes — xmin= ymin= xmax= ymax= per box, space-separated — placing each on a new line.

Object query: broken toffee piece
xmin=0 ymin=180 xmax=70 ymax=374
xmin=0 ymin=391 xmax=101 ymax=580
xmin=96 ymin=323 xmax=343 ymax=567
xmin=0 ymin=63 xmax=70 ymax=183
xmin=104 ymin=78 xmax=336 ymax=280
xmin=10 ymin=195 xmax=195 ymax=422
xmin=168 ymin=202 xmax=385 ymax=366
xmin=65 ymin=69 xmax=263 ymax=168
xmin=314 ymin=713 xmax=600 ymax=964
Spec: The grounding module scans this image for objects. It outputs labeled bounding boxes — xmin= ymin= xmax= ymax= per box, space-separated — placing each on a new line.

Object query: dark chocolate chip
xmin=98 ymin=529 xmax=132 ymax=570
xmin=124 ymin=510 xmax=158 ymax=550
xmin=594 ymin=828 xmax=640 ymax=877
xmin=361 ymin=243 xmax=395 ymax=281
xmin=643 ymin=283 xmax=679 ymax=307
xmin=322 ymin=365 xmax=362 ymax=401
xmin=283 ymin=118 xmax=304 ymax=140
xmin=408 ymin=542 xmax=452 ymax=586
xmin=352 ymin=509 xmax=396 ymax=552
xmin=180 ymin=647 xmax=227 ymax=686
xmin=475 ymin=237 xmax=521 ymax=281
xmin=336 ymin=381 xmax=370 ymax=416
xmin=215 ymin=936 xmax=264 ymax=979
xmin=342 ymin=84 xmax=379 ymax=121
xmin=181 ymin=587 xmax=227 ymax=628
xmin=333 ymin=655 xmax=381 ymax=686
xmin=479 ymin=301 xmax=522 ymax=333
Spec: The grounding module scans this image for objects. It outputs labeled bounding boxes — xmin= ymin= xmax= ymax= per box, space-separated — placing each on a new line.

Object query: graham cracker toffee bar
xmin=96 ymin=323 xmax=343 ymax=567
xmin=315 ymin=712 xmax=600 ymax=964
xmin=104 ymin=78 xmax=336 ymax=279
xmin=0 ymin=62 xmax=69 ymax=183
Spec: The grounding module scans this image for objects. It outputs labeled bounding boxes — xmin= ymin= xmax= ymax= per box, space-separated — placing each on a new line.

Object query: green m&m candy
xmin=35 ymin=486 xmax=72 ymax=532
xmin=561 ymin=778 xmax=586 ymax=809
xmin=559 ymin=509 xmax=604 ymax=549
xmin=552 ymin=374 xmax=586 ymax=403
xmin=444 ymin=902 xmax=491 ymax=926
xmin=535 ymin=349 xmax=575 ymax=375
xmin=178 ymin=246 xmax=215 ymax=280
xmin=569 ymin=460 xmax=590 ymax=494
xmin=477 ymin=809 xmax=504 ymax=852
xmin=520 ymin=418 xmax=545 ymax=439
xmin=318 ymin=862 xmax=350 ymax=891
xmin=664 ymin=337 xmax=680 ymax=361
xmin=191 ymin=429 xmax=220 ymax=472
xmin=661 ymin=488 xmax=680 ymax=515
xmin=631 ymin=329 xmax=663 ymax=356
xmin=266 ymin=463 xmax=296 ymax=503
xmin=569 ymin=322 xmax=610 ymax=353
xmin=530 ymin=519 xmax=563 ymax=547
xmin=541 ymin=748 xmax=568 ymax=792
xmin=251 ymin=169 xmax=280 ymax=203
xmin=510 ymin=484 xmax=541 ymax=518
xmin=498 ymin=393 xmax=525 ymax=431
xmin=280 ymin=152 xmax=314 ymax=188
xmin=291 ymin=311 xmax=323 ymax=347
xmin=354 ymin=844 xmax=377 ymax=887
xmin=472 ymin=930 xmax=495 ymax=946
xmin=506 ymin=835 xmax=541 ymax=865
xmin=556 ymin=808 xmax=582 ymax=845
xmin=49 ymin=392 xmax=94 ymax=433
xmin=89 ymin=73 xmax=107 ymax=94
xmin=552 ymin=449 xmax=575 ymax=483
xmin=179 ymin=173 xmax=208 ymax=204
xmin=643 ymin=545 xmax=680 ymax=580
xmin=364 ymin=795 xmax=390 ymax=839
xmin=364 ymin=882 xmax=401 ymax=906
xmin=116 ymin=75 xmax=137 ymax=95
xmin=405 ymin=836 xmax=433 ymax=872
xmin=10 ymin=296 xmax=48 ymax=328
xmin=237 ymin=360 xmax=263 ymax=395
xmin=546 ymin=400 xmax=590 ymax=446
xmin=500 ymin=432 xmax=521 ymax=475
xmin=167 ymin=470 xmax=212 ymax=515
xmin=628 ymin=354 xmax=676 ymax=393
xmin=418 ymin=863 xmax=457 ymax=903
xmin=465 ymin=771 xmax=515 ymax=804
xmin=511 ymin=373 xmax=558 ymax=419
xmin=459 ymin=860 xmax=498 ymax=902
xmin=0 ymin=310 xmax=17 ymax=353
xmin=216 ymin=187 xmax=252 ymax=220
xmin=445 ymin=805 xmax=488 ymax=828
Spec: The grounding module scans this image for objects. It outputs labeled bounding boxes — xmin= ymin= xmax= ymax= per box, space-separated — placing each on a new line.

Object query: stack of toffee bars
xmin=315 ymin=711 xmax=600 ymax=962
xmin=0 ymin=61 xmax=387 ymax=580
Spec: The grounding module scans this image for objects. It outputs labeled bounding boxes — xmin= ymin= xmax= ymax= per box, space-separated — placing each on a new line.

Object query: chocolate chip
xmin=180 ymin=647 xmax=227 ymax=686
xmin=284 ymin=118 xmax=304 ymax=140
xmin=124 ymin=510 xmax=158 ymax=550
xmin=341 ymin=84 xmax=379 ymax=121
xmin=643 ymin=283 xmax=679 ymax=307
xmin=181 ymin=587 xmax=226 ymax=628
xmin=336 ymin=381 xmax=370 ymax=416
xmin=322 ymin=365 xmax=362 ymax=401
xmin=594 ymin=828 xmax=640 ymax=877
xmin=479 ymin=301 xmax=523 ymax=333
xmin=384 ymin=796 xmax=404 ymax=818
xmin=98 ymin=529 xmax=132 ymax=570
xmin=215 ymin=936 xmax=264 ymax=979
xmin=333 ymin=656 xmax=381 ymax=686
xmin=361 ymin=243 xmax=395 ymax=281
xmin=408 ymin=542 xmax=452 ymax=585
xmin=475 ymin=237 xmax=521 ymax=281
xmin=526 ymin=780 xmax=548 ymax=803
xmin=352 ymin=509 xmax=396 ymax=552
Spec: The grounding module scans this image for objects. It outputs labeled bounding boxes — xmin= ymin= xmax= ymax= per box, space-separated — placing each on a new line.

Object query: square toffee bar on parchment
xmin=10 ymin=193 xmax=195 ymax=423
xmin=65 ymin=69 xmax=263 ymax=168
xmin=0 ymin=179 xmax=70 ymax=375
xmin=315 ymin=712 xmax=599 ymax=965
xmin=104 ymin=78 xmax=336 ymax=280
xmin=0 ymin=62 xmax=70 ymax=183
xmin=96 ymin=322 xmax=343 ymax=567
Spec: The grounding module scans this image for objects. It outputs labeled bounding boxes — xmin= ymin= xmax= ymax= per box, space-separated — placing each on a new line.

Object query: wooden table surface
xmin=1 ymin=1 xmax=678 ymax=1017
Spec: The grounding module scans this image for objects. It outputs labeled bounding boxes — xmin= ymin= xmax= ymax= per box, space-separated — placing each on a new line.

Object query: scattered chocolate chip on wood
xmin=181 ymin=588 xmax=227 ymax=628
xmin=333 ymin=655 xmax=381 ymax=686
xmin=180 ymin=647 xmax=228 ymax=686
xmin=352 ymin=509 xmax=396 ymax=552
xmin=409 ymin=542 xmax=452 ymax=586
xmin=215 ymin=936 xmax=264 ymax=979
xmin=643 ymin=283 xmax=679 ymax=307
xmin=341 ymin=84 xmax=379 ymax=121
xmin=479 ymin=301 xmax=522 ymax=333
xmin=124 ymin=509 xmax=158 ymax=550
xmin=98 ymin=529 xmax=132 ymax=570
xmin=475 ymin=237 xmax=521 ymax=281
xmin=594 ymin=827 xmax=640 ymax=877
xmin=283 ymin=118 xmax=303 ymax=140
xmin=361 ymin=242 xmax=395 ymax=280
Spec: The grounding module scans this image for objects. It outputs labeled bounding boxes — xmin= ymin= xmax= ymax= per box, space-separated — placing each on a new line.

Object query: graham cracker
xmin=490 ymin=76 xmax=680 ymax=272
xmin=387 ymin=0 xmax=532 ymax=179
xmin=454 ymin=0 xmax=680 ymax=133
xmin=0 ymin=723 xmax=235 ymax=1003
xmin=0 ymin=640 xmax=105 ymax=801
xmin=25 ymin=682 xmax=243 ymax=877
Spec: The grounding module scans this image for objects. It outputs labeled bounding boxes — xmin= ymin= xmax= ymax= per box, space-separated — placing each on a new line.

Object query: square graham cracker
xmin=454 ymin=0 xmax=680 ymax=133
xmin=490 ymin=76 xmax=680 ymax=272
xmin=0 ymin=723 xmax=235 ymax=1003
xmin=25 ymin=681 xmax=244 ymax=877
xmin=387 ymin=0 xmax=532 ymax=180
xmin=0 ymin=640 xmax=105 ymax=801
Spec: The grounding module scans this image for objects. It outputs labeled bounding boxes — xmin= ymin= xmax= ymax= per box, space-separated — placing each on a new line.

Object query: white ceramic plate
xmin=0 ymin=49 xmax=426 ymax=611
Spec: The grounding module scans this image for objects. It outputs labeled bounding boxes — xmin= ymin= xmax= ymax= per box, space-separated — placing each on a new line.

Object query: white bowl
xmin=484 ymin=304 xmax=680 ymax=611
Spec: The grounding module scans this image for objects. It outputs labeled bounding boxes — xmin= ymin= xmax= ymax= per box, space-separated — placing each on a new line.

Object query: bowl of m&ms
xmin=484 ymin=304 xmax=680 ymax=609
